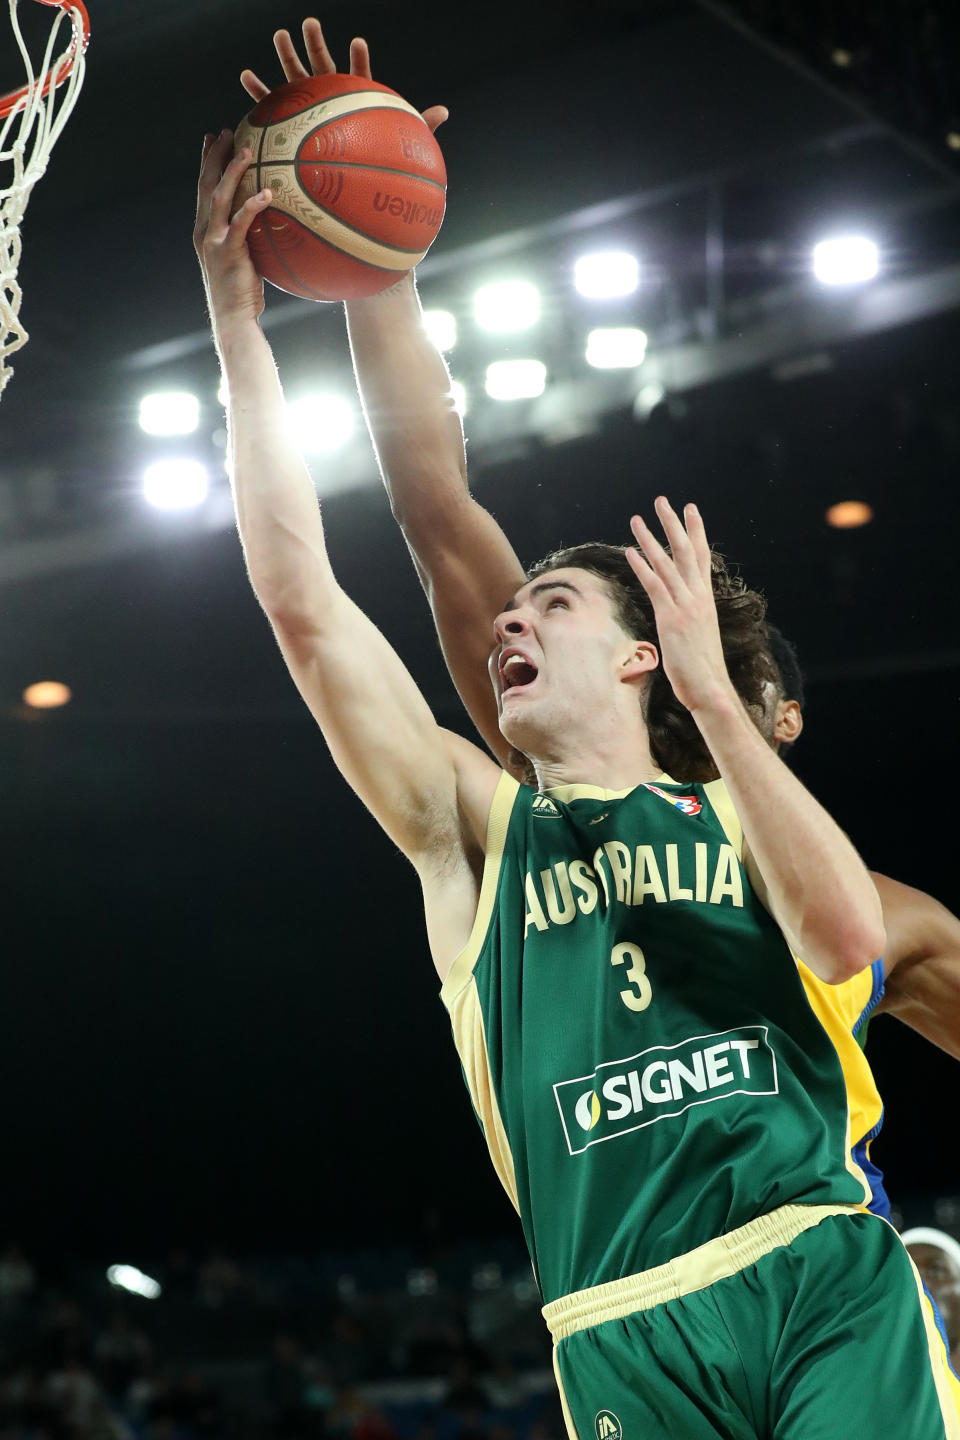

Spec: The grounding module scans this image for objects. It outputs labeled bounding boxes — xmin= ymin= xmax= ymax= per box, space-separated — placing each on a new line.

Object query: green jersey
xmin=441 ymin=773 xmax=871 ymax=1305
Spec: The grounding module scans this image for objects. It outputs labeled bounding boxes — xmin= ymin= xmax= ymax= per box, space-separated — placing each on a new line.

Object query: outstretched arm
xmin=628 ymin=498 xmax=885 ymax=985
xmin=872 ymin=873 xmax=960 ymax=1060
xmin=241 ymin=21 xmax=527 ymax=771
xmin=193 ymin=131 xmax=500 ymax=973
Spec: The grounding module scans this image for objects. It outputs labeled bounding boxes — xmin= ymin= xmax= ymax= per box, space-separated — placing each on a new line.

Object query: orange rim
xmin=0 ymin=0 xmax=90 ymax=121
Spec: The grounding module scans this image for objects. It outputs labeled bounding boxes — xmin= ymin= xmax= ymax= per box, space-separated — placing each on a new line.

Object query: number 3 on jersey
xmin=610 ymin=941 xmax=652 ymax=1012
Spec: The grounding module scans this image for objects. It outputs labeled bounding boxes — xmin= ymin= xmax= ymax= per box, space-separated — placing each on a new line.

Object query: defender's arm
xmin=872 ymin=872 xmax=960 ymax=1060
xmin=346 ymin=274 xmax=527 ymax=771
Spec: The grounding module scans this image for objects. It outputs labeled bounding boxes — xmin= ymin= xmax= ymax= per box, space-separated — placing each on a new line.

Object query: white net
xmin=1 ymin=0 xmax=89 ymax=395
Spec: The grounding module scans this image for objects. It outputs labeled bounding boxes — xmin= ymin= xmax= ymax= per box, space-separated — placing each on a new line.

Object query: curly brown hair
xmin=511 ymin=541 xmax=774 ymax=784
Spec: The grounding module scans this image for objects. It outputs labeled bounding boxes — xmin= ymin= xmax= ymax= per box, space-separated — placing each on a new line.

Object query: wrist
xmin=344 ymin=271 xmax=417 ymax=313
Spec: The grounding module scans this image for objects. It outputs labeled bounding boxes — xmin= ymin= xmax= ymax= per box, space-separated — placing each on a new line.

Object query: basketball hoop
xmin=1 ymin=0 xmax=90 ymax=395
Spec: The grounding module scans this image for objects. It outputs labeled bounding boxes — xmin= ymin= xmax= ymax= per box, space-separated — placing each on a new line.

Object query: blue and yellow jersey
xmin=799 ymin=957 xmax=890 ymax=1219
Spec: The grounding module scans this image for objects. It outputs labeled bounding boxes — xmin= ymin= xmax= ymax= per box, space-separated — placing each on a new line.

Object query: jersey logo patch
xmin=595 ymin=1414 xmax=622 ymax=1440
xmin=554 ymin=1026 xmax=779 ymax=1156
xmin=644 ymin=782 xmax=702 ymax=816
xmin=532 ymin=794 xmax=561 ymax=819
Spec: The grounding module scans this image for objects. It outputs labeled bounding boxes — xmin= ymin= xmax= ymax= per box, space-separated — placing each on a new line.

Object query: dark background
xmin=1 ymin=0 xmax=959 ymax=1267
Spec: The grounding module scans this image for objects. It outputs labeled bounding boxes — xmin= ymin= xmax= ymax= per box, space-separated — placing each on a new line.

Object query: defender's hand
xmin=239 ymin=17 xmax=449 ymax=134
xmin=194 ymin=132 xmax=271 ymax=331
xmin=626 ymin=498 xmax=736 ymax=715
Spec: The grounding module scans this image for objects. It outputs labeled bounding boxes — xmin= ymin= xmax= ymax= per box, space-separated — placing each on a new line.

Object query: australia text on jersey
xmin=554 ymin=1026 xmax=779 ymax=1156
xmin=524 ymin=840 xmax=743 ymax=937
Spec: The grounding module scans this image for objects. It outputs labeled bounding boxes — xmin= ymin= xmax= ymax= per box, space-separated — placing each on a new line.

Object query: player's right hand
xmin=193 ymin=131 xmax=271 ymax=330
xmin=239 ymin=17 xmax=448 ymax=135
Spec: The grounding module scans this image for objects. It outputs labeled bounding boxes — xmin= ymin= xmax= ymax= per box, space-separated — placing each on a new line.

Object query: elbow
xmin=817 ymin=921 xmax=886 ymax=986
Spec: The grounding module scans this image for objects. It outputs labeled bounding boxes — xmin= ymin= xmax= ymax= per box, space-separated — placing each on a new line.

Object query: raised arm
xmin=193 ymin=131 xmax=500 ymax=974
xmin=241 ymin=21 xmax=527 ymax=770
xmin=628 ymin=498 xmax=885 ymax=985
xmin=871 ymin=872 xmax=960 ymax=1060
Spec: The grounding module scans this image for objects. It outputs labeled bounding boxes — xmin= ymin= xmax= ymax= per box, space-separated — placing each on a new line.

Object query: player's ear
xmin=620 ymin=641 xmax=659 ymax=682
xmin=775 ymin=699 xmax=803 ymax=744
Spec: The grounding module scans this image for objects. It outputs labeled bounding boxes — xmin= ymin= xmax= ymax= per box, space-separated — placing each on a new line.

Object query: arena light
xmin=23 ymin=681 xmax=71 ymax=709
xmin=485 ymin=360 xmax=547 ymax=401
xmin=286 ymin=393 xmax=356 ymax=454
xmin=574 ymin=251 xmax=639 ymax=299
xmin=812 ymin=236 xmax=879 ymax=286
xmin=142 ymin=459 xmax=209 ymax=511
xmin=107 ymin=1265 xmax=161 ymax=1300
xmin=139 ymin=391 xmax=200 ymax=436
xmin=586 ymin=327 xmax=648 ymax=369
xmin=449 ymin=380 xmax=467 ymax=417
xmin=826 ymin=500 xmax=873 ymax=529
xmin=423 ymin=309 xmax=457 ymax=351
xmin=473 ymin=280 xmax=540 ymax=332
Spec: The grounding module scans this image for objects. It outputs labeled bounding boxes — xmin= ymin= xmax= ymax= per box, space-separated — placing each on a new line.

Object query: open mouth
xmin=500 ymin=652 xmax=539 ymax=694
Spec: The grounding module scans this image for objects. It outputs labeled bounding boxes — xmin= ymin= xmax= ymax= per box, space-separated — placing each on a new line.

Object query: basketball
xmin=232 ymin=73 xmax=446 ymax=302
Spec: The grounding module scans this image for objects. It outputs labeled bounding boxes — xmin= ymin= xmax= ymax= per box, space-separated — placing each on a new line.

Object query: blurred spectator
xmin=46 ymin=1354 xmax=102 ymax=1429
xmin=93 ymin=1308 xmax=153 ymax=1398
xmin=443 ymin=1357 xmax=489 ymax=1416
xmin=0 ymin=1245 xmax=36 ymax=1316
xmin=321 ymin=1313 xmax=370 ymax=1387
xmin=486 ymin=1359 xmax=525 ymax=1411
xmin=197 ymin=1248 xmax=246 ymax=1309
xmin=903 ymin=1227 xmax=960 ymax=1367
xmin=262 ymin=1333 xmax=310 ymax=1438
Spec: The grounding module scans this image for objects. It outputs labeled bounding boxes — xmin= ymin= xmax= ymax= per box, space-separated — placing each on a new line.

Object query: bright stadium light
xmin=812 ymin=236 xmax=879 ymax=286
xmin=473 ymin=280 xmax=540 ymax=332
xmin=449 ymin=381 xmax=467 ymax=417
xmin=23 ymin=681 xmax=72 ymax=710
xmin=107 ymin=1265 xmax=162 ymax=1300
xmin=143 ymin=459 xmax=209 ymax=511
xmin=139 ymin=391 xmax=200 ymax=436
xmin=217 ymin=378 xmax=229 ymax=407
xmin=423 ymin=309 xmax=457 ymax=351
xmin=574 ymin=251 xmax=639 ymax=299
xmin=485 ymin=360 xmax=547 ymax=401
xmin=286 ymin=393 xmax=355 ymax=455
xmin=586 ymin=327 xmax=648 ymax=369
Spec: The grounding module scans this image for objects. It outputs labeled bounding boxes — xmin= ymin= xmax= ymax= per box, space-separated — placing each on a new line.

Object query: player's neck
xmin=532 ymin=726 xmax=662 ymax=794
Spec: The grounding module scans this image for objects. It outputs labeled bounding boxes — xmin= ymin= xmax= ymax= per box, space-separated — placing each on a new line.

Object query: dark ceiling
xmin=1 ymin=1 xmax=959 ymax=1263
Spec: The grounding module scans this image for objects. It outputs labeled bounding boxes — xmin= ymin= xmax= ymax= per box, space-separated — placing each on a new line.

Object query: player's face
xmin=487 ymin=568 xmax=644 ymax=751
xmin=907 ymin=1244 xmax=960 ymax=1339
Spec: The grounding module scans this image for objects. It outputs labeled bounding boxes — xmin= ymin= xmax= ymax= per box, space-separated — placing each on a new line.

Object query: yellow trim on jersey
xmin=446 ymin=977 xmax=520 ymax=1215
xmin=439 ymin=770 xmax=521 ymax=1216
xmin=544 ymin=773 xmax=677 ymax=805
xmin=440 ymin=769 xmax=520 ymax=1005
xmin=542 ymin=1203 xmax=864 ymax=1340
xmin=702 ymin=778 xmax=743 ymax=858
xmin=798 ymin=964 xmax=877 ymax=1208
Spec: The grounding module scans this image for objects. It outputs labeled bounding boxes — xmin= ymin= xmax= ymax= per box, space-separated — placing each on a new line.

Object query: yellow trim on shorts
xmin=542 ymin=1202 xmax=864 ymax=1340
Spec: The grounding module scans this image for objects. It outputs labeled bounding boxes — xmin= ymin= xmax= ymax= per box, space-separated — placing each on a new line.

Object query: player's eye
xmin=547 ymin=595 xmax=568 ymax=609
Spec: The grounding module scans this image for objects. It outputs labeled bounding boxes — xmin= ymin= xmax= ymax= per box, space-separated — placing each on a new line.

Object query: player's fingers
xmin=653 ymin=496 xmax=702 ymax=589
xmin=625 ymin=546 xmax=672 ymax=609
xmin=350 ymin=37 xmax=372 ymax=79
xmin=228 ymin=186 xmax=272 ymax=244
xmin=197 ymin=130 xmax=232 ymax=206
xmin=240 ymin=68 xmax=270 ymax=102
xmin=421 ymin=105 xmax=449 ymax=133
xmin=274 ymin=28 xmax=310 ymax=83
xmin=683 ymin=503 xmax=713 ymax=582
xmin=303 ymin=17 xmax=337 ymax=75
xmin=629 ymin=513 xmax=683 ymax=600
xmin=208 ymin=143 xmax=253 ymax=234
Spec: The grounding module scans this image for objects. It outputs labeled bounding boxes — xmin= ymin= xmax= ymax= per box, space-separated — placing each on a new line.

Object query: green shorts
xmin=545 ymin=1204 xmax=960 ymax=1440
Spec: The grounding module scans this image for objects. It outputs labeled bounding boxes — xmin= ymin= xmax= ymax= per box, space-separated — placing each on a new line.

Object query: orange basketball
xmin=233 ymin=73 xmax=446 ymax=302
